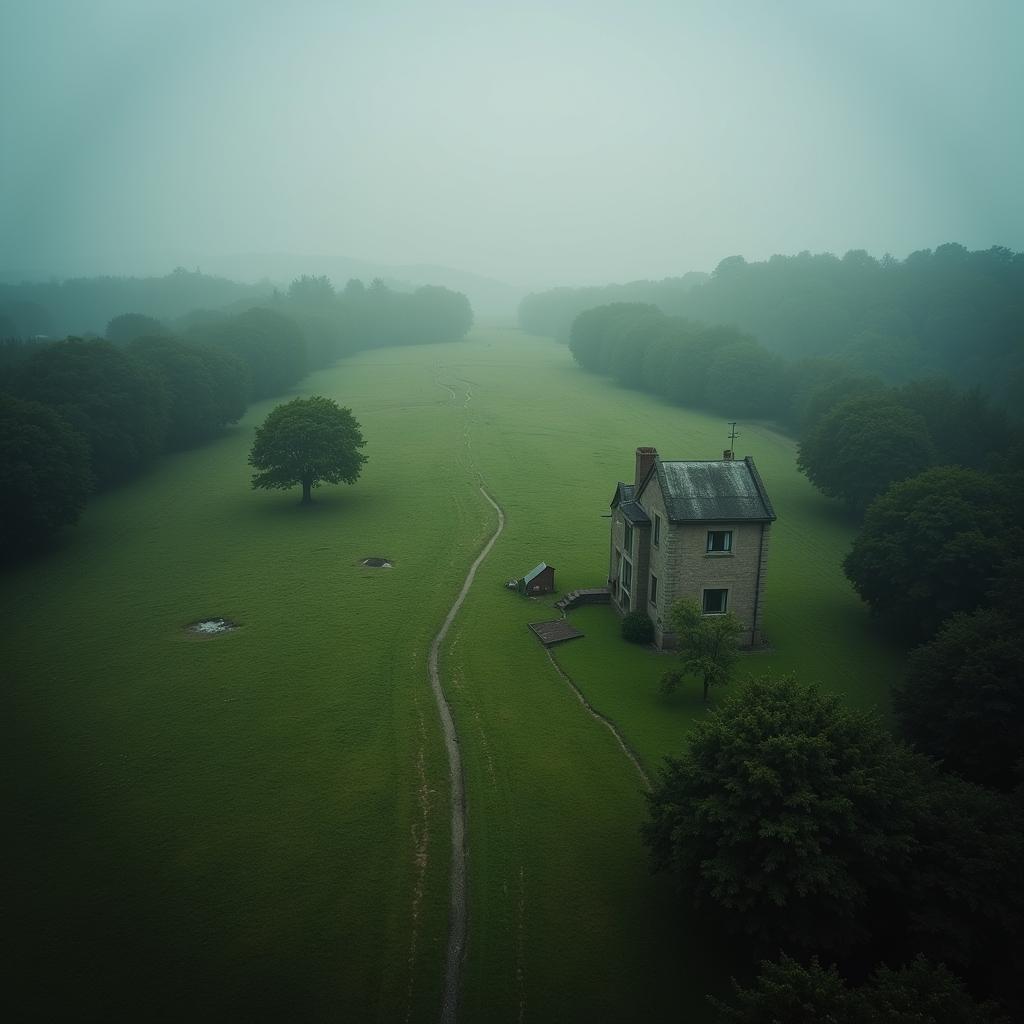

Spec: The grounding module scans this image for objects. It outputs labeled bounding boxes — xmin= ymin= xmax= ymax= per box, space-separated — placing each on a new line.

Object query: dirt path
xmin=429 ymin=485 xmax=505 ymax=1024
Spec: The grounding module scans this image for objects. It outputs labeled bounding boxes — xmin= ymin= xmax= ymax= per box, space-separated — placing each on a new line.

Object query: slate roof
xmin=611 ymin=481 xmax=635 ymax=506
xmin=640 ymin=457 xmax=776 ymax=523
xmin=610 ymin=482 xmax=652 ymax=525
xmin=523 ymin=562 xmax=553 ymax=585
xmin=620 ymin=500 xmax=651 ymax=524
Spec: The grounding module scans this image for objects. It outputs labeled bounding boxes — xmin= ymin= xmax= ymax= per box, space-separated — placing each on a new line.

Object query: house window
xmin=653 ymin=513 xmax=661 ymax=546
xmin=707 ymin=530 xmax=733 ymax=553
xmin=650 ymin=574 xmax=658 ymax=605
xmin=621 ymin=558 xmax=632 ymax=607
xmin=623 ymin=521 xmax=634 ymax=555
xmin=703 ymin=588 xmax=728 ymax=614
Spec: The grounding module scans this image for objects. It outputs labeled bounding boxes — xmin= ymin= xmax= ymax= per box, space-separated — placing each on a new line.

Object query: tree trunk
xmin=301 ymin=477 xmax=312 ymax=504
xmin=703 ymin=676 xmax=710 ymax=703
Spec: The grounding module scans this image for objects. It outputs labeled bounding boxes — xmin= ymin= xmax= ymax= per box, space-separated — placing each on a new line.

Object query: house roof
xmin=523 ymin=562 xmax=553 ymax=585
xmin=620 ymin=500 xmax=651 ymax=525
xmin=610 ymin=481 xmax=634 ymax=507
xmin=610 ymin=482 xmax=651 ymax=524
xmin=639 ymin=457 xmax=776 ymax=523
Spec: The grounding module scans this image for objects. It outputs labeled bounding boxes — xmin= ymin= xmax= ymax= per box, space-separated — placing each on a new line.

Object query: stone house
xmin=609 ymin=447 xmax=775 ymax=648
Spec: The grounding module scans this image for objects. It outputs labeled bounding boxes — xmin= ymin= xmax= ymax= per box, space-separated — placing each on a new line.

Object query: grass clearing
xmin=3 ymin=328 xmax=902 ymax=1021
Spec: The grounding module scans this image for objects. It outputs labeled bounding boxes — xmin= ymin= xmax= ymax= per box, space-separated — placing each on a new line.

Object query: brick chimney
xmin=635 ymin=446 xmax=658 ymax=489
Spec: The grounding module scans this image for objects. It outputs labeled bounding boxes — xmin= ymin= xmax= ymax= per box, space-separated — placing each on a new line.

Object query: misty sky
xmin=2 ymin=0 xmax=1022 ymax=286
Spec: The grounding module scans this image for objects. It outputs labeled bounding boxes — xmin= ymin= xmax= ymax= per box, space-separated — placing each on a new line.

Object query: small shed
xmin=520 ymin=562 xmax=555 ymax=595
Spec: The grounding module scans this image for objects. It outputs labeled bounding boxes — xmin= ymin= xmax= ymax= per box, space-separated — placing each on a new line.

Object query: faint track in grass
xmin=429 ymin=482 xmax=505 ymax=1024
xmin=544 ymin=647 xmax=651 ymax=790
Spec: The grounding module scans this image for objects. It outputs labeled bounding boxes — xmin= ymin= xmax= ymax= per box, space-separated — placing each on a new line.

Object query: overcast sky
xmin=2 ymin=0 xmax=1022 ymax=286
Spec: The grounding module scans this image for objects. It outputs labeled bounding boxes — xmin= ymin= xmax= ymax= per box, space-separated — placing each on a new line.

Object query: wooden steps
xmin=555 ymin=587 xmax=611 ymax=612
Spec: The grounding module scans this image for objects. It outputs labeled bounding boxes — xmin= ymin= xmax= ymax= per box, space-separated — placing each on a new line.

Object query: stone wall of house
xmin=642 ymin=476 xmax=673 ymax=644
xmin=638 ymin=472 xmax=771 ymax=647
xmin=609 ymin=503 xmax=649 ymax=615
xmin=655 ymin=519 xmax=771 ymax=647
xmin=609 ymin=507 xmax=624 ymax=609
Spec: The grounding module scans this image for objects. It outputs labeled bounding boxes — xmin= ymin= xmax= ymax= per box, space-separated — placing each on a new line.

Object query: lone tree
xmin=249 ymin=395 xmax=366 ymax=504
xmin=660 ymin=597 xmax=743 ymax=702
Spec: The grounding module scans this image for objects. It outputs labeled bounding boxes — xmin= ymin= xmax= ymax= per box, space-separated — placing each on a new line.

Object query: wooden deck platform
xmin=528 ymin=620 xmax=585 ymax=646
xmin=554 ymin=588 xmax=611 ymax=612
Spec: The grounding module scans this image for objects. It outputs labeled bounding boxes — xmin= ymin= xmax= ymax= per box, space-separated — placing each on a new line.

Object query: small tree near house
xmin=660 ymin=597 xmax=743 ymax=702
xmin=249 ymin=395 xmax=367 ymax=504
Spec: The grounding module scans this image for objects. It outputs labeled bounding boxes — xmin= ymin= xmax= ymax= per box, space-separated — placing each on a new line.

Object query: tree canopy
xmin=0 ymin=394 xmax=92 ymax=560
xmin=642 ymin=675 xmax=919 ymax=949
xmin=797 ymin=393 xmax=936 ymax=511
xmin=106 ymin=312 xmax=165 ymax=345
xmin=843 ymin=466 xmax=1023 ymax=640
xmin=520 ymin=244 xmax=1024 ymax=410
xmin=249 ymin=396 xmax=367 ymax=504
xmin=895 ymin=609 xmax=1024 ymax=789
xmin=127 ymin=336 xmax=246 ymax=449
xmin=711 ymin=954 xmax=1010 ymax=1024
xmin=190 ymin=307 xmax=307 ymax=400
xmin=661 ymin=597 xmax=744 ymax=702
xmin=11 ymin=338 xmax=168 ymax=486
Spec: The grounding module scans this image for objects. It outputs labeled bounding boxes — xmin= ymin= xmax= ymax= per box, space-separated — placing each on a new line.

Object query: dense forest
xmin=0 ymin=274 xmax=472 ymax=561
xmin=520 ymin=244 xmax=1024 ymax=408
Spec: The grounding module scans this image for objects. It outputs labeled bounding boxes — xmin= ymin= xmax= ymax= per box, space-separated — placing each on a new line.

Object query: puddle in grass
xmin=186 ymin=617 xmax=239 ymax=636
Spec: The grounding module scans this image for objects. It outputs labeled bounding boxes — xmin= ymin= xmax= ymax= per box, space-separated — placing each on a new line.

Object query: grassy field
xmin=2 ymin=328 xmax=902 ymax=1021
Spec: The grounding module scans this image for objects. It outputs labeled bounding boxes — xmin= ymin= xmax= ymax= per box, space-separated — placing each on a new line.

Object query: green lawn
xmin=2 ymin=327 xmax=902 ymax=1021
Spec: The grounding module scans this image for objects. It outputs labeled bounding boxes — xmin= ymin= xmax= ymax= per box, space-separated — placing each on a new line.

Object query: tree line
xmin=0 ymin=276 xmax=472 ymax=562
xmin=521 ymin=243 xmax=1024 ymax=409
xmin=0 ymin=266 xmax=272 ymax=340
xmin=518 ymin=271 xmax=708 ymax=342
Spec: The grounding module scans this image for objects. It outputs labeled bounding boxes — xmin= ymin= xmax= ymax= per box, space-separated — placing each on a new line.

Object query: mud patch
xmin=186 ymin=617 xmax=239 ymax=636
xmin=361 ymin=556 xmax=394 ymax=568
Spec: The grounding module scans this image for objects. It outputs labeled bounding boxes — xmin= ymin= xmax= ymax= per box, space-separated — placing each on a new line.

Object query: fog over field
xmin=3 ymin=0 xmax=1022 ymax=290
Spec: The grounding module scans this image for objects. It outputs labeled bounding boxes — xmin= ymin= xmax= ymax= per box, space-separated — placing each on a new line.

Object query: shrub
xmin=621 ymin=610 xmax=654 ymax=644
